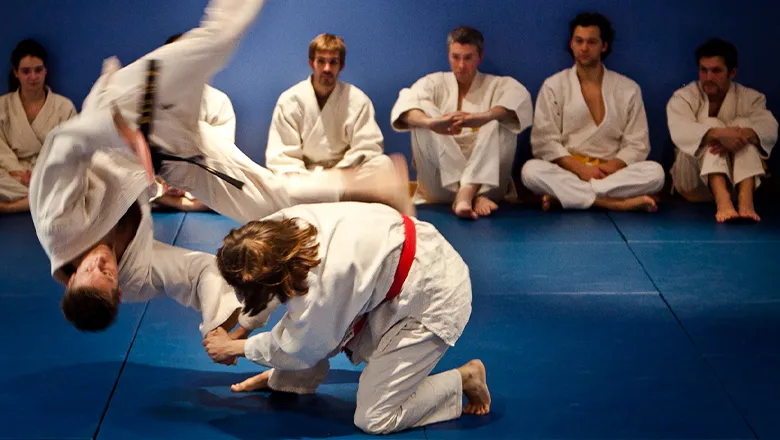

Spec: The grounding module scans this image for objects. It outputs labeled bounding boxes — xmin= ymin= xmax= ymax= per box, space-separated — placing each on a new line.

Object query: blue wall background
xmin=3 ymin=0 xmax=779 ymax=176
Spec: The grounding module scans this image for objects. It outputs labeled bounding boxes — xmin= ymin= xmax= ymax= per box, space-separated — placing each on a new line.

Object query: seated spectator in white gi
xmin=521 ymin=13 xmax=664 ymax=212
xmin=667 ymin=38 xmax=777 ymax=222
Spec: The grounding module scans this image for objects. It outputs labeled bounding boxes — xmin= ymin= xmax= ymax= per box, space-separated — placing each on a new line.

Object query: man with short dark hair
xmin=391 ymin=26 xmax=533 ymax=220
xmin=522 ymin=12 xmax=665 ymax=212
xmin=667 ymin=38 xmax=777 ymax=222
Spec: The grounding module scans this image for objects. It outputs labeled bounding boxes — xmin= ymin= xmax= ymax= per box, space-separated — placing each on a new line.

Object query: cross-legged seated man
xmin=521 ymin=13 xmax=664 ymax=212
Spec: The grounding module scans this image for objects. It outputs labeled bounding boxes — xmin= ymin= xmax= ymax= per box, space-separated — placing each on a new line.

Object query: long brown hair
xmin=216 ymin=218 xmax=321 ymax=316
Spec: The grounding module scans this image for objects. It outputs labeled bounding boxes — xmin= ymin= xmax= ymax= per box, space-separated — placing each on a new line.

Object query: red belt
xmin=342 ymin=214 xmax=416 ymax=351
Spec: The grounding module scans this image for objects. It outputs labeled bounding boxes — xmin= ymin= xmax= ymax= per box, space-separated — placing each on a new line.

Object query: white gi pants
xmin=521 ymin=159 xmax=665 ymax=209
xmin=267 ymin=318 xmax=463 ymax=435
xmin=410 ymin=120 xmax=517 ymax=204
xmin=670 ymin=117 xmax=765 ymax=201
xmin=87 ymin=0 xmax=343 ymax=224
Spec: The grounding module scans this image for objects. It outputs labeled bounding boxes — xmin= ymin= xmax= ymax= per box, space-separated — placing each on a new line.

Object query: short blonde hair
xmin=308 ymin=33 xmax=346 ymax=66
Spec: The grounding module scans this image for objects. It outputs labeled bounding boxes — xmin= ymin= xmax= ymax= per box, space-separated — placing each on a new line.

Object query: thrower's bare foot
xmin=231 ymin=370 xmax=272 ymax=393
xmin=343 ymin=154 xmax=415 ymax=217
xmin=153 ymin=195 xmax=211 ymax=212
xmin=458 ymin=359 xmax=491 ymax=416
xmin=178 ymin=197 xmax=210 ymax=212
xmin=473 ymin=196 xmax=498 ymax=217
xmin=387 ymin=154 xmax=415 ymax=217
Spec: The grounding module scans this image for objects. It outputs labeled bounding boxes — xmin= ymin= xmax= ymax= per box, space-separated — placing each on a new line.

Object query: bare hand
xmin=711 ymin=127 xmax=749 ymax=154
xmin=597 ymin=159 xmax=626 ymax=176
xmin=9 ymin=170 xmax=31 ymax=187
xmin=203 ymin=327 xmax=241 ymax=365
xmin=229 ymin=325 xmax=252 ymax=340
xmin=737 ymin=127 xmax=760 ymax=148
xmin=426 ymin=114 xmax=461 ymax=135
xmin=575 ymin=163 xmax=607 ymax=181
xmin=452 ymin=111 xmax=491 ymax=129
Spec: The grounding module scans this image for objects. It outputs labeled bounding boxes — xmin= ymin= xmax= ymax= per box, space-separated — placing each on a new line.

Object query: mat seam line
xmin=93 ymin=302 xmax=150 ymax=440
xmin=606 ymin=213 xmax=760 ymax=439
xmin=93 ymin=213 xmax=186 ymax=439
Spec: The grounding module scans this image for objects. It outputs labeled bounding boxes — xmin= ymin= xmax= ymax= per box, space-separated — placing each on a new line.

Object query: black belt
xmin=138 ymin=59 xmax=244 ymax=190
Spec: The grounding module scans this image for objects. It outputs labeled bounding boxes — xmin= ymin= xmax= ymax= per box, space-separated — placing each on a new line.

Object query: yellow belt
xmin=571 ymin=154 xmax=604 ymax=166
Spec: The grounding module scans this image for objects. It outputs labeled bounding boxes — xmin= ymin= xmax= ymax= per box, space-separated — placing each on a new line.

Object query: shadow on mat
xmin=1 ymin=352 xmax=495 ymax=438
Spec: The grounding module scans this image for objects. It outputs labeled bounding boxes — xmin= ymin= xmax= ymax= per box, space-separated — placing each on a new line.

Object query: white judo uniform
xmin=667 ymin=81 xmax=778 ymax=198
xmin=200 ymin=84 xmax=236 ymax=143
xmin=78 ymin=0 xmax=343 ymax=225
xmin=0 ymin=88 xmax=76 ymax=201
xmin=151 ymin=83 xmax=237 ymax=204
xmin=522 ymin=67 xmax=665 ymax=209
xmin=265 ymin=78 xmax=392 ymax=180
xmin=29 ymin=112 xmax=265 ymax=335
xmin=391 ymin=72 xmax=533 ymax=203
xmin=29 ymin=0 xmax=286 ymax=335
xmin=241 ymin=202 xmax=472 ymax=435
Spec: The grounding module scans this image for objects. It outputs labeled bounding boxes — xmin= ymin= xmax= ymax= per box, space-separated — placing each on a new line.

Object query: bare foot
xmin=711 ymin=173 xmax=738 ymax=223
xmin=737 ymin=179 xmax=760 ymax=222
xmin=473 ymin=196 xmax=498 ymax=217
xmin=231 ymin=369 xmax=272 ymax=393
xmin=738 ymin=206 xmax=761 ymax=222
xmin=178 ymin=197 xmax=211 ymax=212
xmin=541 ymin=194 xmax=559 ymax=212
xmin=715 ymin=203 xmax=740 ymax=223
xmin=387 ymin=154 xmax=416 ymax=217
xmin=343 ymin=154 xmax=415 ymax=217
xmin=458 ymin=359 xmax=491 ymax=416
xmin=595 ymin=195 xmax=658 ymax=212
xmin=631 ymin=196 xmax=659 ymax=213
xmin=452 ymin=200 xmax=478 ymax=220
xmin=453 ymin=184 xmax=479 ymax=220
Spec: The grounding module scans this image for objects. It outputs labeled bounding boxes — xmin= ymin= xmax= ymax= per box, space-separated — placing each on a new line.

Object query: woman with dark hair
xmin=0 ymin=39 xmax=76 ymax=214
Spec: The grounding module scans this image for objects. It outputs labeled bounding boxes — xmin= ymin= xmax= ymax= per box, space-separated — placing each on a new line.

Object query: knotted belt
xmin=138 ymin=59 xmax=244 ymax=190
xmin=342 ymin=214 xmax=417 ymax=353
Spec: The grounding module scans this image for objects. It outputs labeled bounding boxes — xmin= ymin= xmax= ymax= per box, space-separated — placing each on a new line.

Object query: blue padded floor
xmin=0 ymin=212 xmax=181 ymax=440
xmin=1 ymin=201 xmax=778 ymax=439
